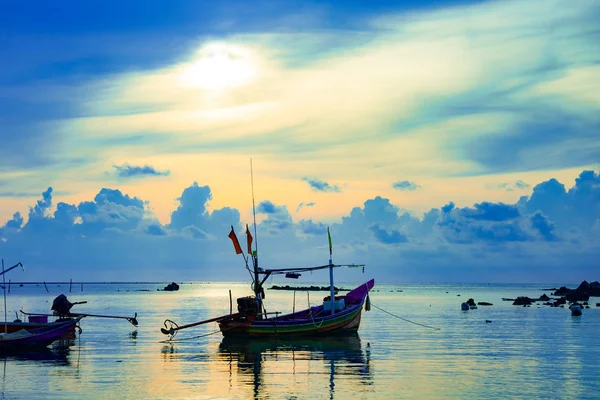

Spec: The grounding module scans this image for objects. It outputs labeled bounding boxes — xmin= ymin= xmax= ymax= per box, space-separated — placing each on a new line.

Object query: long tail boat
xmin=161 ymin=161 xmax=374 ymax=339
xmin=0 ymin=317 xmax=82 ymax=350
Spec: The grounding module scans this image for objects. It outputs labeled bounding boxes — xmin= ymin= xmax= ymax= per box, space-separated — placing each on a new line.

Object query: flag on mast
xmin=246 ymin=224 xmax=253 ymax=255
xmin=228 ymin=226 xmax=243 ymax=254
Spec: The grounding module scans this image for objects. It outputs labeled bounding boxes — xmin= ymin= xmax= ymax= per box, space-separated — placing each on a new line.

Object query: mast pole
xmin=328 ymin=228 xmax=335 ymax=315
xmin=2 ymin=259 xmax=6 ymax=333
xmin=250 ymin=159 xmax=262 ymax=313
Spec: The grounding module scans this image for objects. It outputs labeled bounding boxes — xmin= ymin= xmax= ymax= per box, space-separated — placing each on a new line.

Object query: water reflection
xmin=0 ymin=346 xmax=71 ymax=365
xmin=217 ymin=334 xmax=372 ymax=399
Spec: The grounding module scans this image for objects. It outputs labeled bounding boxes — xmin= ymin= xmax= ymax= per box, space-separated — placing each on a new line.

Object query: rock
xmin=513 ymin=296 xmax=535 ymax=306
xmin=163 ymin=282 xmax=180 ymax=291
xmin=539 ymin=294 xmax=550 ymax=301
xmin=477 ymin=302 xmax=493 ymax=306
xmin=467 ymin=298 xmax=476 ymax=306
xmin=553 ymin=286 xmax=570 ymax=296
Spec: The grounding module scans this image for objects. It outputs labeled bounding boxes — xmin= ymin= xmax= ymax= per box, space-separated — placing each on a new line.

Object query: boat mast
xmin=1 ymin=260 xmax=24 ymax=333
xmin=250 ymin=159 xmax=262 ymax=314
xmin=328 ymin=228 xmax=335 ymax=315
xmin=2 ymin=259 xmax=6 ymax=333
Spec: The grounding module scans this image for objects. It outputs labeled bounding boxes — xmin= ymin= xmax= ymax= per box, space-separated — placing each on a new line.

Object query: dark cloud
xmin=462 ymin=109 xmax=600 ymax=174
xmin=392 ymin=181 xmax=420 ymax=191
xmin=113 ymin=163 xmax=170 ymax=178
xmin=369 ymin=224 xmax=408 ymax=244
xmin=302 ymin=177 xmax=341 ymax=193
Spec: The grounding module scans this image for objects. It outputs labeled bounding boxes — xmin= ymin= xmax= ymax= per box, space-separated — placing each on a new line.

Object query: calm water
xmin=1 ymin=281 xmax=599 ymax=399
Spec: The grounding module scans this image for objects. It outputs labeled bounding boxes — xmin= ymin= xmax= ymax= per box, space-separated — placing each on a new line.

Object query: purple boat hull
xmin=0 ymin=318 xmax=80 ymax=350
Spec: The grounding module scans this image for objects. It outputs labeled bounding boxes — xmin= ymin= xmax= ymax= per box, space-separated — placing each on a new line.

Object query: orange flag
xmin=228 ymin=226 xmax=242 ymax=254
xmin=246 ymin=224 xmax=253 ymax=254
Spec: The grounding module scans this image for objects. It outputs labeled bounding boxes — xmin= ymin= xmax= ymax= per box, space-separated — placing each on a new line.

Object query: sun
xmin=179 ymin=43 xmax=257 ymax=91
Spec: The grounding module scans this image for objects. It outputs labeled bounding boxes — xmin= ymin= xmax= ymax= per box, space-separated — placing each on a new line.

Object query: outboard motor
xmin=51 ymin=294 xmax=75 ymax=315
xmin=237 ymin=296 xmax=260 ymax=316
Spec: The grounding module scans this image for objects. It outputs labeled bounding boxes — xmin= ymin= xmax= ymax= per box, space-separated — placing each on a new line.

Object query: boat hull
xmin=0 ymin=320 xmax=77 ymax=334
xmin=219 ymin=279 xmax=374 ymax=338
xmin=0 ymin=318 xmax=80 ymax=350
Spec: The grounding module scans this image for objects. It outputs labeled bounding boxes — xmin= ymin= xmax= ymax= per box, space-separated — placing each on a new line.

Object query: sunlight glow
xmin=179 ymin=43 xmax=257 ymax=91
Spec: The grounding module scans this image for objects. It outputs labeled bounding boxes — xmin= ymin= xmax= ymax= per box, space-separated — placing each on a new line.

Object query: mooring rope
xmin=371 ymin=303 xmax=441 ymax=330
xmin=160 ymin=323 xmax=228 ymax=343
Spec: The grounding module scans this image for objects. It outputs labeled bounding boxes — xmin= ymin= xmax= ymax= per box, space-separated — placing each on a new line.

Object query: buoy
xmin=365 ymin=294 xmax=371 ymax=311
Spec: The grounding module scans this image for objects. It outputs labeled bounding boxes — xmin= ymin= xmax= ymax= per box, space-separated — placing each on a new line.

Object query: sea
xmin=1 ymin=281 xmax=599 ymax=399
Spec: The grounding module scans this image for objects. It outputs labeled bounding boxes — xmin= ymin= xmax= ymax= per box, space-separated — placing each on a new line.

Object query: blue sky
xmin=0 ymin=0 xmax=599 ymax=283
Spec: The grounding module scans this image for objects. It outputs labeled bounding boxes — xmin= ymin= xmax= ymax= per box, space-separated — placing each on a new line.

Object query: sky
xmin=0 ymin=0 xmax=599 ymax=283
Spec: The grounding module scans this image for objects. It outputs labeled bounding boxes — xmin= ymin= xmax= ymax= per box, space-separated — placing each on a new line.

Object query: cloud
xmin=113 ymin=163 xmax=170 ymax=178
xmin=0 ymin=170 xmax=598 ymax=282
xmin=296 ymin=202 xmax=316 ymax=212
xmin=368 ymin=224 xmax=408 ymax=244
xmin=3 ymin=212 xmax=23 ymax=229
xmin=392 ymin=181 xmax=420 ymax=191
xmin=302 ymin=177 xmax=341 ymax=193
xmin=493 ymin=180 xmax=531 ymax=191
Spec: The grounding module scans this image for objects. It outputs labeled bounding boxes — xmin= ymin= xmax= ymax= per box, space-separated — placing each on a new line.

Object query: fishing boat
xmin=161 ymin=162 xmax=374 ymax=339
xmin=19 ymin=293 xmax=138 ymax=330
xmin=0 ymin=317 xmax=82 ymax=350
xmin=0 ymin=260 xmax=84 ymax=350
xmin=569 ymin=303 xmax=583 ymax=316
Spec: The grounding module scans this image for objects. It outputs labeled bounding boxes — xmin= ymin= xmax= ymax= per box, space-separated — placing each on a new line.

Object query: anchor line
xmin=371 ymin=303 xmax=441 ymax=330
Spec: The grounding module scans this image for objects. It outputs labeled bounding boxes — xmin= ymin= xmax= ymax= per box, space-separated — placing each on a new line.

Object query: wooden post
xmin=81 ymin=282 xmax=83 ymax=292
xmin=229 ymin=290 xmax=233 ymax=315
xmin=70 ymin=278 xmax=72 ymax=292
xmin=43 ymin=281 xmax=49 ymax=293
xmin=7 ymin=280 xmax=10 ymax=294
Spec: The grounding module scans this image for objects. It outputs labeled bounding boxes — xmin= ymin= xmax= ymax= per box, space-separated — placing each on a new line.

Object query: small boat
xmin=161 ymin=161 xmax=374 ymax=339
xmin=0 ymin=260 xmax=83 ymax=350
xmin=569 ymin=303 xmax=583 ymax=316
xmin=0 ymin=317 xmax=81 ymax=350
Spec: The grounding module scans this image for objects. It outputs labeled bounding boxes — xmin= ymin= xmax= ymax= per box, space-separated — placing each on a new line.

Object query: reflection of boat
xmin=217 ymin=334 xmax=372 ymax=397
xmin=0 ymin=346 xmax=71 ymax=365
xmin=219 ymin=333 xmax=366 ymax=358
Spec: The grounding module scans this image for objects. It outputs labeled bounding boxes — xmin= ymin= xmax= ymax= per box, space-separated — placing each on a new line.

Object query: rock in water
xmin=163 ymin=282 xmax=180 ymax=291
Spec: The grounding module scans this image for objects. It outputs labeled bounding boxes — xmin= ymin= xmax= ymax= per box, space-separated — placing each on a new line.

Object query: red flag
xmin=228 ymin=226 xmax=242 ymax=254
xmin=246 ymin=224 xmax=253 ymax=254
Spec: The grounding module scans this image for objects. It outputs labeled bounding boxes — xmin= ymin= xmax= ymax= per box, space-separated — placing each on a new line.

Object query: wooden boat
xmin=160 ymin=161 xmax=374 ymax=339
xmin=0 ymin=317 xmax=81 ymax=350
xmin=218 ymin=278 xmax=374 ymax=337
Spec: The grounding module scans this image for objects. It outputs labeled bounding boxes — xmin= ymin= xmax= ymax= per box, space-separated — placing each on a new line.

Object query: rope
xmin=161 ymin=323 xmax=228 ymax=343
xmin=371 ymin=303 xmax=440 ymax=330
